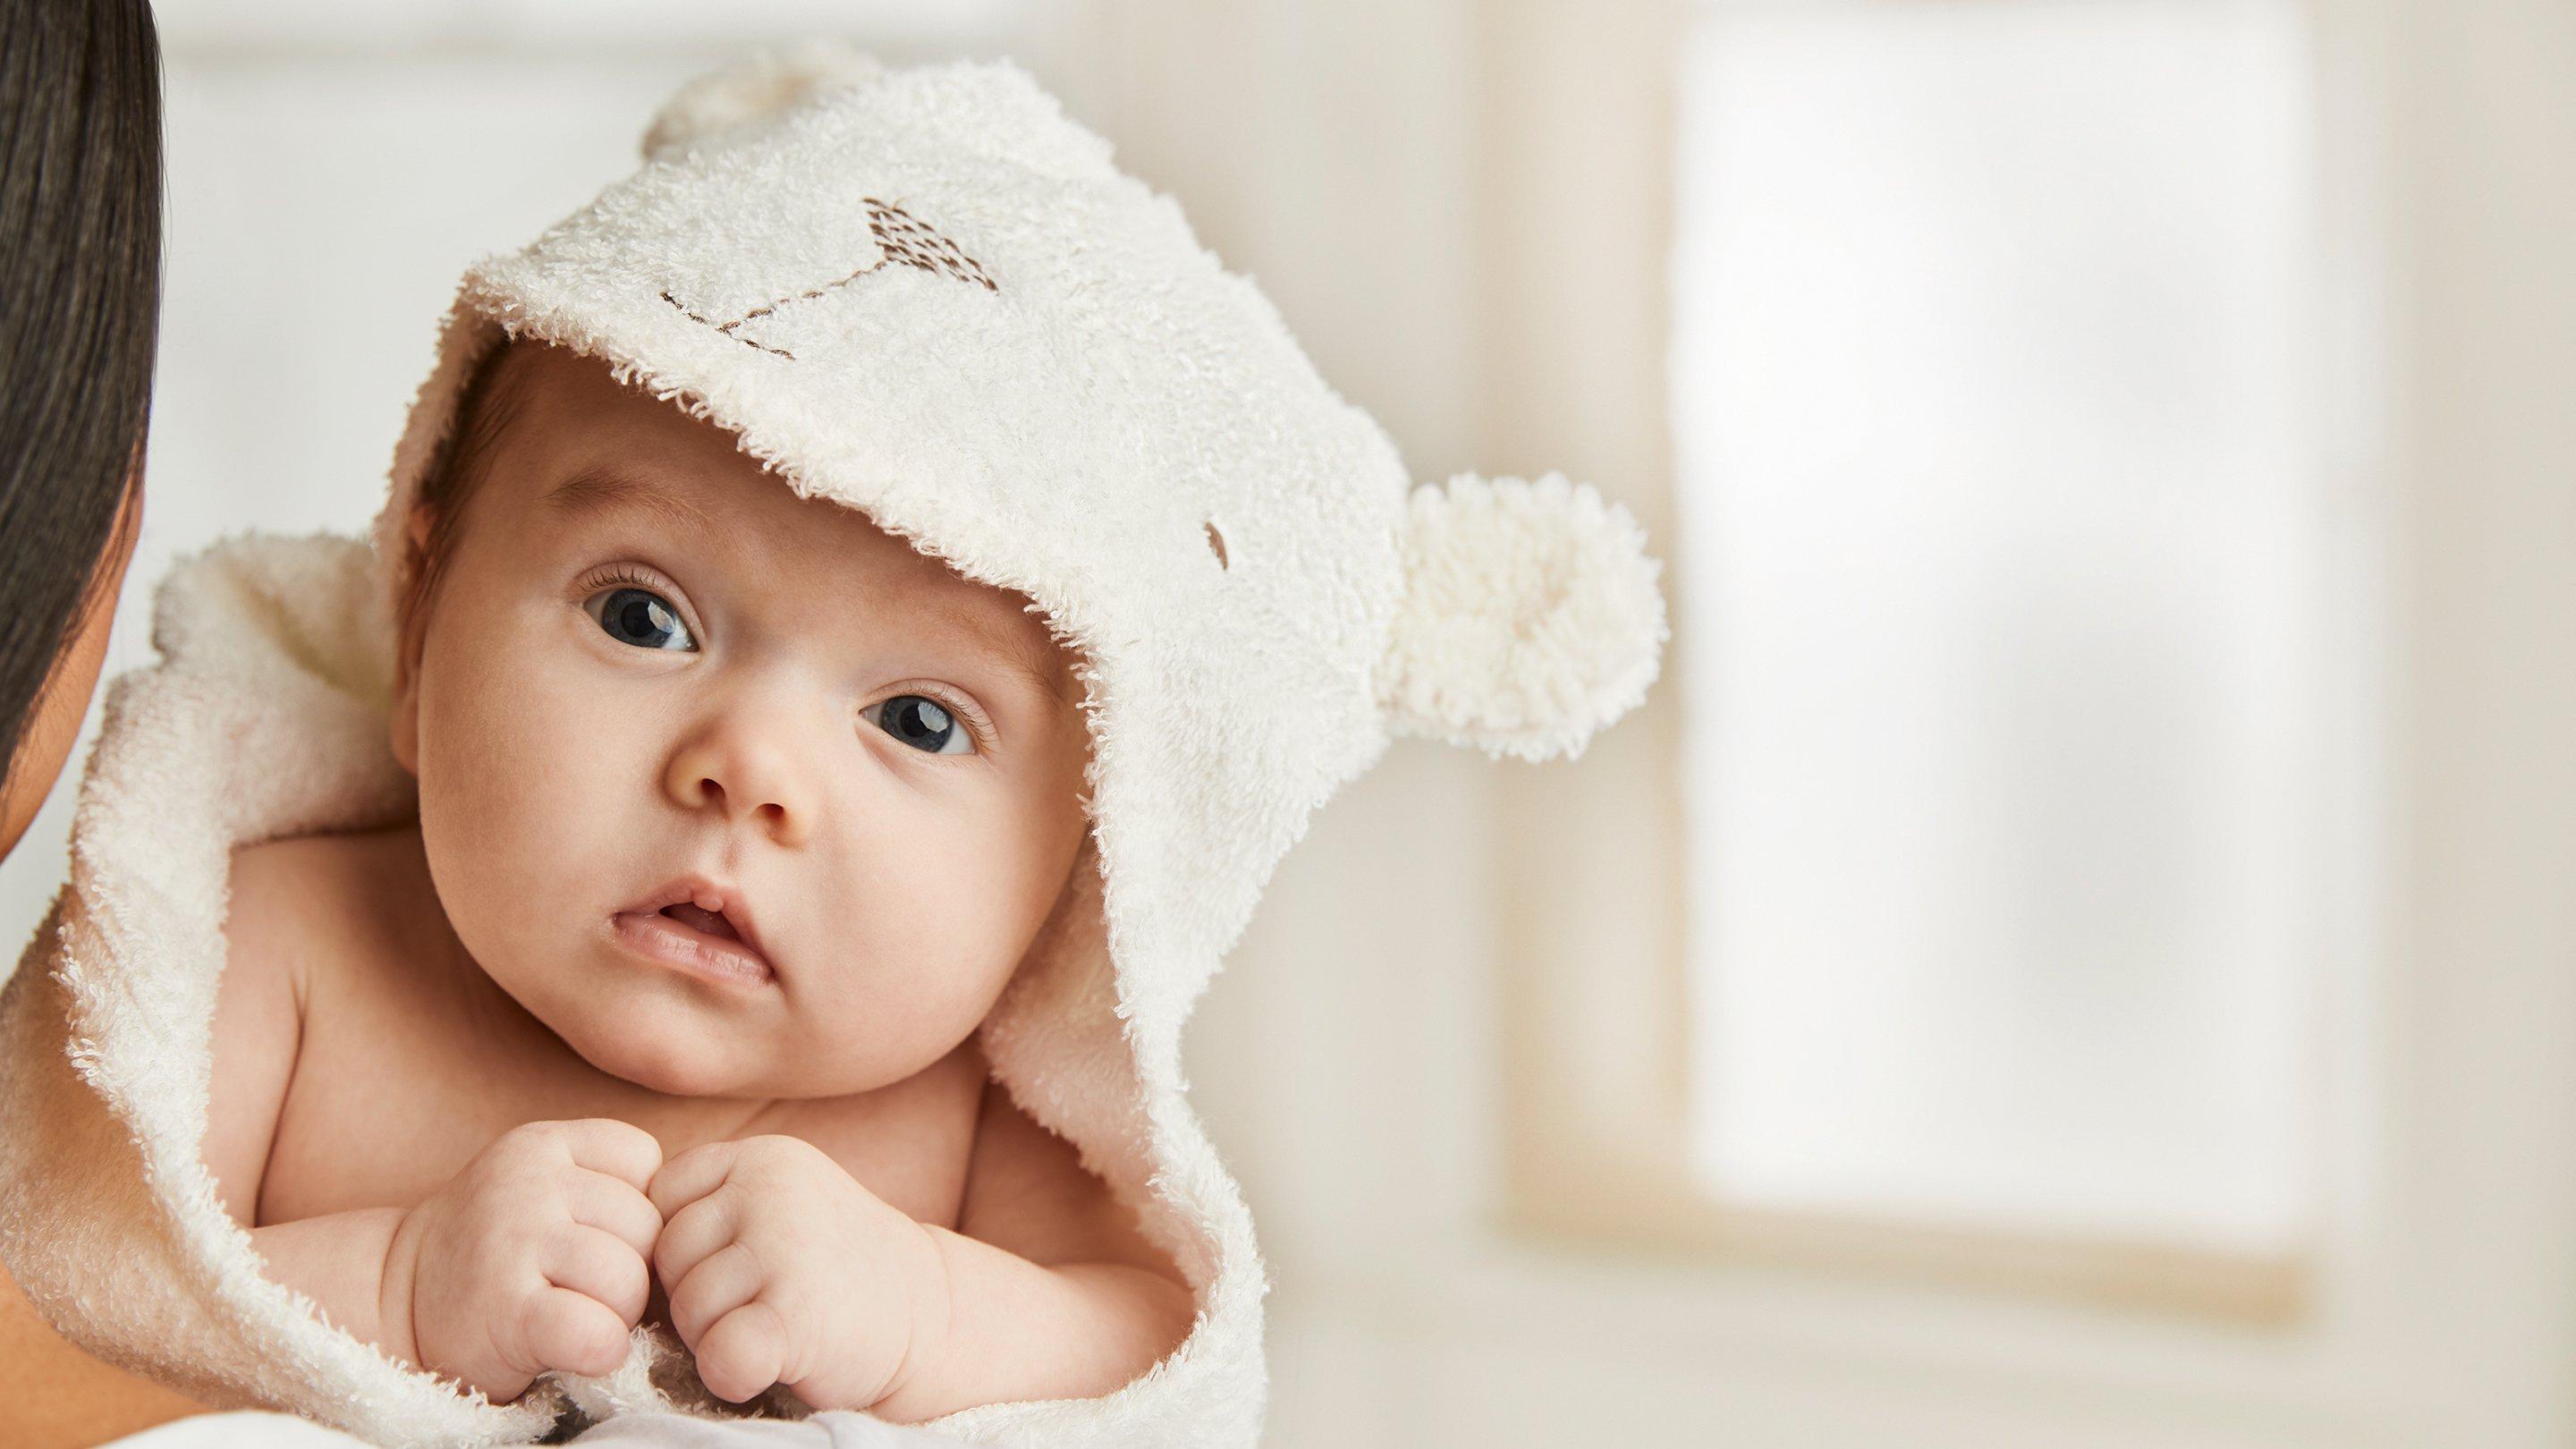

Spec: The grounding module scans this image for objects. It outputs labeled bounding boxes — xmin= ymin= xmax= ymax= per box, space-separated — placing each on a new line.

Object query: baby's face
xmin=394 ymin=345 xmax=1091 ymax=1098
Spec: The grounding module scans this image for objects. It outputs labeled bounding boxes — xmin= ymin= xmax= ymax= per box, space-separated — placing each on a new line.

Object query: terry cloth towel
xmin=101 ymin=1408 xmax=970 ymax=1448
xmin=0 ymin=46 xmax=1665 ymax=1448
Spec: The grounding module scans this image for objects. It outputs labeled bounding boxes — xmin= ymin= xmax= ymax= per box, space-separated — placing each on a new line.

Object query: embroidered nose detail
xmin=864 ymin=197 xmax=997 ymax=292
xmin=659 ymin=196 xmax=996 ymax=359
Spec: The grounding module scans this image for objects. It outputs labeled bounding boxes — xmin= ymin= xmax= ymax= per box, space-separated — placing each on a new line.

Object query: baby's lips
xmin=612 ymin=903 xmax=777 ymax=989
xmin=619 ymin=873 xmax=771 ymax=959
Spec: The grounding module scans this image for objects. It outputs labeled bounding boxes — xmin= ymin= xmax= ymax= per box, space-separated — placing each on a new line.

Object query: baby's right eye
xmin=586 ymin=586 xmax=697 ymax=652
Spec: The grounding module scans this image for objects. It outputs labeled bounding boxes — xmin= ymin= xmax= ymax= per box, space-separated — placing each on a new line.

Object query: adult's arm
xmin=0 ymin=1262 xmax=201 ymax=1449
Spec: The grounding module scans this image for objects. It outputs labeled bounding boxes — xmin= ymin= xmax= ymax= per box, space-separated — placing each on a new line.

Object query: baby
xmin=0 ymin=47 xmax=1664 ymax=1445
xmin=203 ymin=337 xmax=1189 ymax=1416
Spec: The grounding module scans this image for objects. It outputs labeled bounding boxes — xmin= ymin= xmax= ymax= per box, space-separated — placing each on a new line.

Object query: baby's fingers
xmin=565 ymin=1170 xmax=663 ymax=1259
xmin=648 ymin=1138 xmax=741 ymax=1219
xmin=650 ymin=1188 xmax=738 ymax=1292
xmin=665 ymin=1240 xmax=763 ymax=1349
xmin=518 ymin=1284 xmax=631 ymax=1380
xmin=543 ymin=1224 xmax=652 ymax=1326
xmin=693 ymin=1299 xmax=790 ymax=1404
xmin=556 ymin=1118 xmax=665 ymax=1192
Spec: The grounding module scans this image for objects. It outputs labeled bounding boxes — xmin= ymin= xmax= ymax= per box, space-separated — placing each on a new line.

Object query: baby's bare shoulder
xmin=230 ymin=826 xmax=425 ymax=910
xmin=226 ymin=826 xmax=436 ymax=979
xmin=210 ymin=826 xmax=444 ymax=1222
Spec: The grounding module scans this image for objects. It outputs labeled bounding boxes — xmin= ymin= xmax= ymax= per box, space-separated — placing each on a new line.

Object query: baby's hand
xmin=383 ymin=1119 xmax=664 ymax=1401
xmin=648 ymin=1135 xmax=945 ymax=1409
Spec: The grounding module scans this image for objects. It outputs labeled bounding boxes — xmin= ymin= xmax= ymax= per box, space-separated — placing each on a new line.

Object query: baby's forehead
xmin=480 ymin=343 xmax=1078 ymax=701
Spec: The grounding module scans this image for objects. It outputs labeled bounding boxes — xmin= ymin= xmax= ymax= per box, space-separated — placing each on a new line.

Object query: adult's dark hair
xmin=0 ymin=0 xmax=160 ymax=776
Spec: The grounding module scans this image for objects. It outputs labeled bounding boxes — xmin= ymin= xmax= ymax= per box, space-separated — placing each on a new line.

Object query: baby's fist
xmin=386 ymin=1119 xmax=665 ymax=1402
xmin=649 ymin=1134 xmax=945 ymax=1410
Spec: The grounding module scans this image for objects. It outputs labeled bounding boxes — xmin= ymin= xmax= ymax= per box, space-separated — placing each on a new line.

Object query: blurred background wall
xmin=3 ymin=1 xmax=2573 ymax=1445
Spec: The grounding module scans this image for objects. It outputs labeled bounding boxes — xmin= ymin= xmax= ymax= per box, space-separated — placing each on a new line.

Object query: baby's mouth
xmin=611 ymin=880 xmax=775 ymax=988
xmin=660 ymin=901 xmax=740 ymax=942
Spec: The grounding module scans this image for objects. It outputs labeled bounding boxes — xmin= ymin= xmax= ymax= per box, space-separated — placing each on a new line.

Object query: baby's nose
xmin=663 ymin=729 xmax=810 ymax=848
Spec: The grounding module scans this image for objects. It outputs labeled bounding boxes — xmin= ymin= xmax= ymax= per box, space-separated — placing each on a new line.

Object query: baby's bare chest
xmin=254 ymin=953 xmax=985 ymax=1231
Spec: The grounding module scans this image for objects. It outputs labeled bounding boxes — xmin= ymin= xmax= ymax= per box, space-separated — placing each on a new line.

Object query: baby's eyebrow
xmin=540 ymin=465 xmax=717 ymax=533
xmin=939 ymin=600 xmax=1079 ymax=709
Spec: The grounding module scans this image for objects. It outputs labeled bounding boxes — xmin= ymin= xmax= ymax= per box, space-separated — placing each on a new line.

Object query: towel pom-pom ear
xmin=641 ymin=39 xmax=886 ymax=161
xmin=1378 ymin=472 xmax=1668 ymax=762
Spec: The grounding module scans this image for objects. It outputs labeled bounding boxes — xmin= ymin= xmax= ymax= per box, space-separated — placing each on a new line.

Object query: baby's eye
xmin=870 ymin=695 xmax=975 ymax=756
xmin=586 ymin=586 xmax=696 ymax=652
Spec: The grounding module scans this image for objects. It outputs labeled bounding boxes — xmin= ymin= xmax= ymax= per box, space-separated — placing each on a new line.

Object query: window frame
xmin=1487 ymin=0 xmax=2374 ymax=1327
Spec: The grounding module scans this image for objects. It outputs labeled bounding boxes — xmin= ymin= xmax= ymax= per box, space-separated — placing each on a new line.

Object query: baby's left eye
xmin=870 ymin=695 xmax=976 ymax=756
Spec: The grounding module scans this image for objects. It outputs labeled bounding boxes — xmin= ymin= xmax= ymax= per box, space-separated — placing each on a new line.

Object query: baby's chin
xmin=532 ymin=985 xmax=894 ymax=1100
xmin=564 ymin=1016 xmax=757 ymax=1097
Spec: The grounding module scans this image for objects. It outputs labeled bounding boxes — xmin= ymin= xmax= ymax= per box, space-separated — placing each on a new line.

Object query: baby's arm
xmin=207 ymin=842 xmax=663 ymax=1400
xmin=206 ymin=842 xmax=410 ymax=1344
xmin=898 ymin=1080 xmax=1195 ymax=1417
xmin=649 ymin=1080 xmax=1193 ymax=1418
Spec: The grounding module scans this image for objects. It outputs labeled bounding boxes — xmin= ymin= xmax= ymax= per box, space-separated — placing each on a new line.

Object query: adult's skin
xmin=0 ymin=1 xmax=205 ymax=1444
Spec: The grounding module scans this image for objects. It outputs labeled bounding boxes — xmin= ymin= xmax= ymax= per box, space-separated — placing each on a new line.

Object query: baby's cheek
xmin=428 ymin=699 xmax=568 ymax=871
xmin=817 ymin=816 xmax=1068 ymax=1067
xmin=419 ymin=648 xmax=636 ymax=955
xmin=770 ymin=953 xmax=982 ymax=1092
